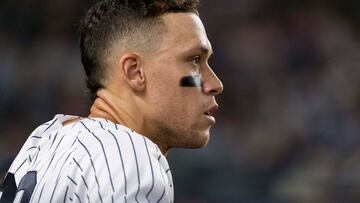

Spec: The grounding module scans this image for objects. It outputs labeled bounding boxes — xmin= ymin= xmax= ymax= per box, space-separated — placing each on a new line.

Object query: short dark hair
xmin=79 ymin=0 xmax=200 ymax=100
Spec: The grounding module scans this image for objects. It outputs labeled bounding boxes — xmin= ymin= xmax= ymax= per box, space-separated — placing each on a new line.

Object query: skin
xmin=89 ymin=12 xmax=223 ymax=155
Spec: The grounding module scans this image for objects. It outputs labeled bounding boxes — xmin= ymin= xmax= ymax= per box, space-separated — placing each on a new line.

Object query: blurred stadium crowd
xmin=1 ymin=0 xmax=360 ymax=202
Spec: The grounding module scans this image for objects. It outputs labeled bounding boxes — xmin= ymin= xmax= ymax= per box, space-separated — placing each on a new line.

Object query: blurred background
xmin=1 ymin=0 xmax=360 ymax=202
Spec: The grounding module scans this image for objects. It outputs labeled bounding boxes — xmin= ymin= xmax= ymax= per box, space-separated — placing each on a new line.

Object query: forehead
xmin=156 ymin=13 xmax=212 ymax=55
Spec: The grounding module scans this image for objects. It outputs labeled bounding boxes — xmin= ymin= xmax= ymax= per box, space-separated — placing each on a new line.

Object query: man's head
xmin=80 ymin=0 xmax=199 ymax=100
xmin=81 ymin=0 xmax=223 ymax=153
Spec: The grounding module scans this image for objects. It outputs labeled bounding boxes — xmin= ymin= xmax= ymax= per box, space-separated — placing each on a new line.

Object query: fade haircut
xmin=80 ymin=0 xmax=200 ymax=100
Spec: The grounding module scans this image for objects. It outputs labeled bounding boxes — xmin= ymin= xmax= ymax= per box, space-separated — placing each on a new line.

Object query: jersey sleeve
xmin=7 ymin=116 xmax=61 ymax=186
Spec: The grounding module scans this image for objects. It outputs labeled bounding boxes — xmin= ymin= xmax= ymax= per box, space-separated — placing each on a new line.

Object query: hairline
xmin=102 ymin=11 xmax=199 ymax=81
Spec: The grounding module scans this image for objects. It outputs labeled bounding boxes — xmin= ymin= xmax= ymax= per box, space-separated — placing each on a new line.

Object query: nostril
xmin=210 ymin=89 xmax=218 ymax=94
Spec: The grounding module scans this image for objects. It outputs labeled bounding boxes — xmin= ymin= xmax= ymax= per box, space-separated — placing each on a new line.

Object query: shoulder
xmin=73 ymin=117 xmax=162 ymax=168
xmin=68 ymin=118 xmax=173 ymax=202
xmin=75 ymin=117 xmax=158 ymax=152
xmin=8 ymin=115 xmax=79 ymax=176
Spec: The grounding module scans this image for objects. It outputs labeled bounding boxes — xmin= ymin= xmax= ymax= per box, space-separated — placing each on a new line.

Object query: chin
xmin=188 ymin=130 xmax=210 ymax=148
xmin=168 ymin=126 xmax=211 ymax=149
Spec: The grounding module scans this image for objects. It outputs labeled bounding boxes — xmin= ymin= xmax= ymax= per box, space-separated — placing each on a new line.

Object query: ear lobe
xmin=119 ymin=53 xmax=146 ymax=91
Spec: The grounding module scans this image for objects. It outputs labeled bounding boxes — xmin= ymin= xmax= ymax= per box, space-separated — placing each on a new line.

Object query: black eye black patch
xmin=179 ymin=75 xmax=202 ymax=87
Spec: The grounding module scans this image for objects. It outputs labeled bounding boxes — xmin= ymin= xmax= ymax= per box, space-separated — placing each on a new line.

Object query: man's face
xmin=142 ymin=13 xmax=223 ymax=149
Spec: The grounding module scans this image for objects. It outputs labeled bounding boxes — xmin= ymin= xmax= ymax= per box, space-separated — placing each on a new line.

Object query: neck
xmin=89 ymin=89 xmax=169 ymax=155
xmin=89 ymin=93 xmax=124 ymax=124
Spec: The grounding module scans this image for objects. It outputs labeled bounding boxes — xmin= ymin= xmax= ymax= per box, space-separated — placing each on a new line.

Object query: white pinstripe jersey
xmin=1 ymin=114 xmax=174 ymax=203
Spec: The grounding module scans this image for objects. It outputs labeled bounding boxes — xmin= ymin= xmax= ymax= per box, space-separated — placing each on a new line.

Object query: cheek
xmin=147 ymin=70 xmax=202 ymax=122
xmin=173 ymin=90 xmax=203 ymax=125
xmin=156 ymin=89 xmax=200 ymax=127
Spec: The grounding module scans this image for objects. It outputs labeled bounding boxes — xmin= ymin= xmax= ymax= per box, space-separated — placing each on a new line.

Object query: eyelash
xmin=190 ymin=56 xmax=201 ymax=65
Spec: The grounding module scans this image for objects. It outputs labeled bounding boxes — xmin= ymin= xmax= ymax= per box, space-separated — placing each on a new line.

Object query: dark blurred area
xmin=1 ymin=0 xmax=360 ymax=202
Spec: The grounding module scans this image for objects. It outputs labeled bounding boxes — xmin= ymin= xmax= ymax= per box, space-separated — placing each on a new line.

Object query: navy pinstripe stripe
xmin=144 ymin=138 xmax=155 ymax=203
xmin=81 ymin=175 xmax=89 ymax=190
xmin=38 ymin=183 xmax=46 ymax=203
xmin=31 ymin=146 xmax=41 ymax=165
xmin=44 ymin=118 xmax=58 ymax=133
xmin=84 ymin=121 xmax=115 ymax=195
xmin=34 ymin=152 xmax=56 ymax=199
xmin=49 ymin=148 xmax=77 ymax=203
xmin=50 ymin=131 xmax=59 ymax=148
xmin=63 ymin=186 xmax=68 ymax=203
xmin=126 ymin=131 xmax=141 ymax=203
xmin=34 ymin=133 xmax=74 ymax=171
xmin=108 ymin=130 xmax=127 ymax=202
xmin=97 ymin=121 xmax=105 ymax=130
xmin=36 ymin=137 xmax=78 ymax=200
xmin=26 ymin=146 xmax=37 ymax=151
xmin=14 ymin=159 xmax=27 ymax=173
xmin=79 ymin=121 xmax=91 ymax=133
xmin=98 ymin=191 xmax=103 ymax=203
xmin=78 ymin=139 xmax=103 ymax=203
xmin=72 ymin=157 xmax=83 ymax=172
xmin=75 ymin=192 xmax=82 ymax=203
xmin=71 ymin=123 xmax=76 ymax=129
xmin=67 ymin=176 xmax=77 ymax=186
xmin=156 ymin=156 xmax=167 ymax=197
xmin=156 ymin=188 xmax=166 ymax=203
xmin=30 ymin=135 xmax=42 ymax=139
xmin=90 ymin=131 xmax=115 ymax=193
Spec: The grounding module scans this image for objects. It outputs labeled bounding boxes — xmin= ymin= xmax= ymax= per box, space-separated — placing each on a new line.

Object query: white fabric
xmin=7 ymin=114 xmax=174 ymax=203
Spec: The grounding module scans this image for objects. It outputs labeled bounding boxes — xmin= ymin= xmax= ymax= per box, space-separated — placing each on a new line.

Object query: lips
xmin=204 ymin=105 xmax=218 ymax=116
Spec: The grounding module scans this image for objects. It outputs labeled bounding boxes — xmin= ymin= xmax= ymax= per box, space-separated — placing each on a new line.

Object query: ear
xmin=119 ymin=53 xmax=146 ymax=91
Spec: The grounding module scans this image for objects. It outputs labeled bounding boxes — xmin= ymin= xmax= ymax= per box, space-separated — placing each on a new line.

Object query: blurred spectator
xmin=1 ymin=0 xmax=360 ymax=202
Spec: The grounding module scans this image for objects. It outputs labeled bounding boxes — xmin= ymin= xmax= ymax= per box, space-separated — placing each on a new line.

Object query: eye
xmin=190 ymin=56 xmax=201 ymax=65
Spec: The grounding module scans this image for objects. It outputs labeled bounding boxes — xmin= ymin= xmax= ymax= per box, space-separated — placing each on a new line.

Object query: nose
xmin=202 ymin=66 xmax=224 ymax=96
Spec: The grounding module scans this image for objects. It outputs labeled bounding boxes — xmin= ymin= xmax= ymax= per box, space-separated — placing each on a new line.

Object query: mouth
xmin=204 ymin=105 xmax=219 ymax=116
xmin=203 ymin=105 xmax=218 ymax=125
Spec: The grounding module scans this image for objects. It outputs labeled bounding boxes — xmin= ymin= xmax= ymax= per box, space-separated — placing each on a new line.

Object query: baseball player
xmin=0 ymin=0 xmax=223 ymax=202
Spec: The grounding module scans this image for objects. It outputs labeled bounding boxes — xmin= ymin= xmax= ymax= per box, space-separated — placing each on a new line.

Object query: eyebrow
xmin=200 ymin=46 xmax=213 ymax=56
xmin=186 ymin=44 xmax=214 ymax=57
